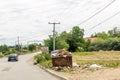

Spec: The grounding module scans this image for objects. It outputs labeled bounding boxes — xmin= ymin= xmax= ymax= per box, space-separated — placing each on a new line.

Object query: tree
xmin=56 ymin=38 xmax=69 ymax=50
xmin=96 ymin=32 xmax=109 ymax=39
xmin=44 ymin=26 xmax=85 ymax=52
xmin=0 ymin=45 xmax=9 ymax=53
xmin=15 ymin=44 xmax=21 ymax=52
xmin=108 ymin=30 xmax=114 ymax=37
xmin=60 ymin=31 xmax=70 ymax=41
xmin=84 ymin=39 xmax=91 ymax=51
xmin=56 ymin=31 xmax=70 ymax=50
xmin=44 ymin=36 xmax=53 ymax=52
xmin=28 ymin=44 xmax=36 ymax=52
xmin=44 ymin=31 xmax=70 ymax=52
xmin=88 ymin=38 xmax=120 ymax=51
xmin=108 ymin=27 xmax=120 ymax=37
xmin=67 ymin=26 xmax=84 ymax=52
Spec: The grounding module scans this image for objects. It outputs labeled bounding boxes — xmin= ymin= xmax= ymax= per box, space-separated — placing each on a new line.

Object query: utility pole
xmin=15 ymin=41 xmax=17 ymax=50
xmin=17 ymin=36 xmax=20 ymax=55
xmin=48 ymin=22 xmax=60 ymax=51
xmin=27 ymin=41 xmax=29 ymax=51
xmin=20 ymin=43 xmax=22 ymax=54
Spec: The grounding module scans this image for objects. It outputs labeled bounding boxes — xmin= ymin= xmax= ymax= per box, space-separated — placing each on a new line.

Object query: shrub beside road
xmin=34 ymin=53 xmax=52 ymax=68
xmin=0 ymin=54 xmax=3 ymax=58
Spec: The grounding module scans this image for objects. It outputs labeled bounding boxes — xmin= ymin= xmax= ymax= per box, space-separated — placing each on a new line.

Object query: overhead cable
xmin=77 ymin=0 xmax=116 ymax=26
xmin=85 ymin=10 xmax=120 ymax=31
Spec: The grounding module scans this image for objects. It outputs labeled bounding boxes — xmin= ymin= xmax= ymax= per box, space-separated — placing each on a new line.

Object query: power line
xmin=20 ymin=32 xmax=51 ymax=42
xmin=60 ymin=1 xmax=77 ymax=17
xmin=51 ymin=0 xmax=77 ymax=20
xmin=0 ymin=32 xmax=51 ymax=46
xmin=53 ymin=0 xmax=116 ymax=34
xmin=77 ymin=0 xmax=116 ymax=26
xmin=84 ymin=10 xmax=120 ymax=37
xmin=85 ymin=10 xmax=120 ymax=32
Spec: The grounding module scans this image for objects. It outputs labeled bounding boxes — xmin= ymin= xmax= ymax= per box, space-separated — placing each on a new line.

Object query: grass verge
xmin=0 ymin=54 xmax=3 ymax=58
xmin=34 ymin=53 xmax=52 ymax=68
xmin=77 ymin=60 xmax=120 ymax=68
xmin=73 ymin=51 xmax=120 ymax=68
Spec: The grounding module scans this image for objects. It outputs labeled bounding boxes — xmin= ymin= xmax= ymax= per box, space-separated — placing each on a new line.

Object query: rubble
xmin=51 ymin=49 xmax=71 ymax=57
xmin=73 ymin=62 xmax=80 ymax=68
xmin=51 ymin=49 xmax=72 ymax=67
xmin=58 ymin=49 xmax=71 ymax=56
xmin=52 ymin=66 xmax=63 ymax=71
xmin=89 ymin=64 xmax=102 ymax=69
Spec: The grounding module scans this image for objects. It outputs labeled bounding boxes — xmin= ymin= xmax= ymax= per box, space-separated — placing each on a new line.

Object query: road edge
xmin=38 ymin=65 xmax=68 ymax=80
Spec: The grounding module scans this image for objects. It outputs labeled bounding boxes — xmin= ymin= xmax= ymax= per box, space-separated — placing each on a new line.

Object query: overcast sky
xmin=0 ymin=0 xmax=120 ymax=45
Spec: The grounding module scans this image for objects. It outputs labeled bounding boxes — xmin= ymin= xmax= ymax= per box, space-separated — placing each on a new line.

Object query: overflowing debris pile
xmin=51 ymin=49 xmax=72 ymax=67
xmin=51 ymin=49 xmax=72 ymax=57
xmin=79 ymin=64 xmax=103 ymax=72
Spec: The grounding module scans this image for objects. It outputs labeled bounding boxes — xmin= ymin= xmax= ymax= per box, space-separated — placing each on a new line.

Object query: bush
xmin=40 ymin=60 xmax=52 ymax=68
xmin=34 ymin=53 xmax=52 ymax=68
xmin=89 ymin=38 xmax=120 ymax=51
xmin=0 ymin=54 xmax=3 ymax=58
xmin=35 ymin=53 xmax=51 ymax=63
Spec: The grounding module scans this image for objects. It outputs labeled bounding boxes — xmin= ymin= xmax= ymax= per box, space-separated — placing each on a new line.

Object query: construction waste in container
xmin=51 ymin=49 xmax=72 ymax=68
xmin=51 ymin=49 xmax=72 ymax=57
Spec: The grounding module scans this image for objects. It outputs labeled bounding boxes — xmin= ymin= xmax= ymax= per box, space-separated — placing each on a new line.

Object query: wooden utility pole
xmin=48 ymin=22 xmax=60 ymax=51
xmin=17 ymin=36 xmax=20 ymax=55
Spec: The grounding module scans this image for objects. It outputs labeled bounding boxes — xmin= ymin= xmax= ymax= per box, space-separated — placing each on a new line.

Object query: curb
xmin=38 ymin=65 xmax=68 ymax=80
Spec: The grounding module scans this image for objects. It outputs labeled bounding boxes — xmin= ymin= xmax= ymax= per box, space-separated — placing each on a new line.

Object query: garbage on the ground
xmin=73 ymin=62 xmax=80 ymax=68
xmin=89 ymin=64 xmax=102 ymax=69
xmin=51 ymin=49 xmax=72 ymax=67
xmin=82 ymin=64 xmax=90 ymax=69
xmin=52 ymin=66 xmax=63 ymax=71
xmin=79 ymin=64 xmax=103 ymax=72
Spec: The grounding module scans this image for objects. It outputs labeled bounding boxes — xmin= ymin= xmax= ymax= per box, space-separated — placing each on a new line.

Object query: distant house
xmin=84 ymin=37 xmax=98 ymax=42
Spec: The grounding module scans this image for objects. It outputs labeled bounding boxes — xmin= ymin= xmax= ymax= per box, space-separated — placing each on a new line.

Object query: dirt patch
xmin=49 ymin=67 xmax=120 ymax=80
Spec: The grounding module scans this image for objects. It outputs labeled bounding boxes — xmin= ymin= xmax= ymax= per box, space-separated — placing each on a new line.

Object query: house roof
xmin=84 ymin=37 xmax=98 ymax=42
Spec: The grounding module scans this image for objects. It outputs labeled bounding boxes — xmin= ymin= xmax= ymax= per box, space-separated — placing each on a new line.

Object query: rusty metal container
xmin=52 ymin=55 xmax=72 ymax=67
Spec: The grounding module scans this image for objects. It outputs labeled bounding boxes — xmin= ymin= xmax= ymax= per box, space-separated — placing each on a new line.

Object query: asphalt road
xmin=0 ymin=53 xmax=62 ymax=80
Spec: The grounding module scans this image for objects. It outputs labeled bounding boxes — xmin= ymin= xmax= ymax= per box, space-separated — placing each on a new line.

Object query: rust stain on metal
xmin=52 ymin=55 xmax=72 ymax=67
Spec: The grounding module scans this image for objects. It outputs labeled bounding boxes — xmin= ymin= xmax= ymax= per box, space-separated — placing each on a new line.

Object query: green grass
xmin=77 ymin=60 xmax=120 ymax=67
xmin=73 ymin=51 xmax=120 ymax=68
xmin=39 ymin=60 xmax=52 ymax=68
xmin=34 ymin=53 xmax=52 ymax=68
xmin=0 ymin=54 xmax=3 ymax=58
xmin=74 ymin=52 xmax=95 ymax=56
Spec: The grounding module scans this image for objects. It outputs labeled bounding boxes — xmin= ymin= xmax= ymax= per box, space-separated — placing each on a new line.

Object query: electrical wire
xmin=60 ymin=1 xmax=77 ymax=17
xmin=76 ymin=0 xmax=116 ymax=26
xmin=20 ymin=32 xmax=51 ymax=42
xmin=85 ymin=10 xmax=120 ymax=36
xmin=50 ymin=0 xmax=78 ymax=19
xmin=87 ymin=11 xmax=120 ymax=30
xmin=54 ymin=0 xmax=116 ymax=33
